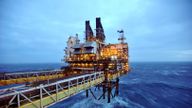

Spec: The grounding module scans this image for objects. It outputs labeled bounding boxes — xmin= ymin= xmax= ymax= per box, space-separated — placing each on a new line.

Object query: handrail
xmin=0 ymin=71 xmax=104 ymax=98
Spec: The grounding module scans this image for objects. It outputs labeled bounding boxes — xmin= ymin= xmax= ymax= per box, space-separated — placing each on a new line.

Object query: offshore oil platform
xmin=0 ymin=17 xmax=130 ymax=108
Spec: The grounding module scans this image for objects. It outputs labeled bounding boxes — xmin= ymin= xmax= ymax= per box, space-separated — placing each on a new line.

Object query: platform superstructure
xmin=64 ymin=17 xmax=129 ymax=78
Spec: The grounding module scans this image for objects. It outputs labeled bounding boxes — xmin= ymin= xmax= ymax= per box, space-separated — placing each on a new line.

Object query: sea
xmin=0 ymin=62 xmax=192 ymax=108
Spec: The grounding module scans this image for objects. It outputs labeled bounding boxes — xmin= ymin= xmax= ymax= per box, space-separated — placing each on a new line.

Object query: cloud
xmin=0 ymin=0 xmax=192 ymax=63
xmin=174 ymin=50 xmax=192 ymax=61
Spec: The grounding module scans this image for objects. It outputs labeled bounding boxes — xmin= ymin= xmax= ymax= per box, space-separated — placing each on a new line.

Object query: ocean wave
xmin=120 ymin=82 xmax=192 ymax=108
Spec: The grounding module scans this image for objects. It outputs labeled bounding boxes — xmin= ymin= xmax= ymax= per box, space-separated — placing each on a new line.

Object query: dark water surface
xmin=0 ymin=62 xmax=192 ymax=108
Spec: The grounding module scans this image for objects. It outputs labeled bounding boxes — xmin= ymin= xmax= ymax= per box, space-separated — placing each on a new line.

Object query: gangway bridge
xmin=0 ymin=70 xmax=128 ymax=108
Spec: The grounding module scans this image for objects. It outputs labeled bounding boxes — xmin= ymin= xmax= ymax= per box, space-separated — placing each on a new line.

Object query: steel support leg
xmin=103 ymin=83 xmax=106 ymax=99
xmin=115 ymin=78 xmax=119 ymax=96
xmin=86 ymin=89 xmax=89 ymax=97
xmin=108 ymin=82 xmax=112 ymax=103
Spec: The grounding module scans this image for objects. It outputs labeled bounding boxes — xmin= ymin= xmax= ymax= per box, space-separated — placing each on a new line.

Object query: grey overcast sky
xmin=0 ymin=0 xmax=192 ymax=63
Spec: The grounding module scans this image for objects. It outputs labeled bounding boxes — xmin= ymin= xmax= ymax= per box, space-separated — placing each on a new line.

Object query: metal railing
xmin=0 ymin=70 xmax=66 ymax=86
xmin=0 ymin=71 xmax=104 ymax=108
xmin=0 ymin=69 xmax=63 ymax=80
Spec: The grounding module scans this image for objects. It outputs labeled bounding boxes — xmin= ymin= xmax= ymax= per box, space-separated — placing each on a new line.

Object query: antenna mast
xmin=117 ymin=29 xmax=126 ymax=44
